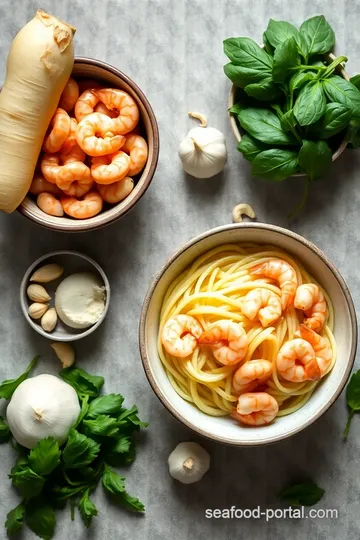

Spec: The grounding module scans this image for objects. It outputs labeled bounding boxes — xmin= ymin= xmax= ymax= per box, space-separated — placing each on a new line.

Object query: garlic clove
xmin=168 ymin=441 xmax=210 ymax=484
xmin=51 ymin=342 xmax=75 ymax=368
xmin=28 ymin=302 xmax=49 ymax=319
xmin=41 ymin=308 xmax=57 ymax=332
xmin=27 ymin=284 xmax=51 ymax=303
xmin=30 ymin=263 xmax=64 ymax=283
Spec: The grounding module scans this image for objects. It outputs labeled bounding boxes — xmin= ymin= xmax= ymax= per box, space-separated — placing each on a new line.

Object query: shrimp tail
xmin=305 ymin=357 xmax=322 ymax=381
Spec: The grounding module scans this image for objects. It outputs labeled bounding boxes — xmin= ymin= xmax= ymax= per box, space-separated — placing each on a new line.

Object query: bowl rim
xmin=228 ymin=52 xmax=349 ymax=169
xmin=20 ymin=250 xmax=111 ymax=341
xmin=17 ymin=56 xmax=160 ymax=233
xmin=139 ymin=223 xmax=358 ymax=446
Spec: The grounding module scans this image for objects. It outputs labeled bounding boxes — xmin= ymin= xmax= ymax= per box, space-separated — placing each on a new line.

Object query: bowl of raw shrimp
xmin=139 ymin=223 xmax=357 ymax=446
xmin=18 ymin=57 xmax=159 ymax=232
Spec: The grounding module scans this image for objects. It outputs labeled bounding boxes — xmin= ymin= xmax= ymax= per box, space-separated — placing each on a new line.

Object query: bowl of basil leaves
xmin=224 ymin=15 xmax=360 ymax=190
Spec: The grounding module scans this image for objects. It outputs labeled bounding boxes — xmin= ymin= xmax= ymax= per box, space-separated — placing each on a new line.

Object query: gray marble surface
xmin=0 ymin=0 xmax=359 ymax=538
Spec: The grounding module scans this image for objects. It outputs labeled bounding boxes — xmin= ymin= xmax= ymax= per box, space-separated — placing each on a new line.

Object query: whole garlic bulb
xmin=168 ymin=441 xmax=210 ymax=484
xmin=178 ymin=112 xmax=227 ymax=179
xmin=6 ymin=374 xmax=80 ymax=449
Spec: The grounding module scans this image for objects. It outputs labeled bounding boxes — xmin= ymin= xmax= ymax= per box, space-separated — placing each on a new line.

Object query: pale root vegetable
xmin=0 ymin=10 xmax=75 ymax=213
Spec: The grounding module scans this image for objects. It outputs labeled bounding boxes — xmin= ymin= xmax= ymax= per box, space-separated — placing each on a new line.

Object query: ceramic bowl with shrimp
xmin=139 ymin=223 xmax=357 ymax=446
xmin=18 ymin=57 xmax=159 ymax=232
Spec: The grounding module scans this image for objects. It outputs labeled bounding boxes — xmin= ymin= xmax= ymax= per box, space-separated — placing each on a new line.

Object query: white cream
xmin=55 ymin=272 xmax=106 ymax=329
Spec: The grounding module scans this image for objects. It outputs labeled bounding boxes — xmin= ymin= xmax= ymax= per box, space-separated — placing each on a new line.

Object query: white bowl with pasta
xmin=139 ymin=224 xmax=357 ymax=446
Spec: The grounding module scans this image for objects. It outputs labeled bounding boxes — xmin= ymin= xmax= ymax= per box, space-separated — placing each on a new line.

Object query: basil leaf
xmin=223 ymin=37 xmax=272 ymax=71
xmin=294 ymin=80 xmax=326 ymax=126
xmin=87 ymin=393 xmax=124 ymax=418
xmin=323 ymin=76 xmax=360 ymax=118
xmin=263 ymin=33 xmax=274 ymax=55
xmin=348 ymin=127 xmax=360 ymax=148
xmin=83 ymin=414 xmax=120 ymax=437
xmin=238 ymin=134 xmax=268 ymax=162
xmin=298 ymin=140 xmax=332 ymax=181
xmin=238 ymin=108 xmax=296 ymax=145
xmin=0 ymin=416 xmax=11 ymax=442
xmin=224 ymin=62 xmax=270 ymax=88
xmin=62 ymin=428 xmax=101 ymax=468
xmin=102 ymin=465 xmax=126 ymax=495
xmin=279 ymin=481 xmax=325 ymax=506
xmin=26 ymin=498 xmax=56 ymax=540
xmin=273 ymin=36 xmax=300 ymax=82
xmin=29 ymin=437 xmax=61 ymax=476
xmin=350 ymin=74 xmax=360 ymax=90
xmin=229 ymin=102 xmax=245 ymax=115
xmin=280 ymin=110 xmax=297 ymax=132
xmin=0 ymin=356 xmax=38 ymax=400
xmin=59 ymin=366 xmax=104 ymax=398
xmin=252 ymin=149 xmax=299 ymax=181
xmin=78 ymin=489 xmax=98 ymax=528
xmin=310 ymin=103 xmax=351 ymax=139
xmin=264 ymin=19 xmax=299 ymax=48
xmin=295 ymin=33 xmax=310 ymax=62
xmin=9 ymin=467 xmax=45 ymax=499
xmin=244 ymin=78 xmax=280 ymax=101
xmin=290 ymin=71 xmax=315 ymax=93
xmin=5 ymin=503 xmax=25 ymax=535
xmin=344 ymin=370 xmax=360 ymax=439
xmin=299 ymin=15 xmax=335 ymax=56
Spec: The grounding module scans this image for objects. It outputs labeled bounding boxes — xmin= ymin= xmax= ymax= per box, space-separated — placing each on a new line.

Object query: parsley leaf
xmin=344 ymin=370 xmax=360 ymax=439
xmin=5 ymin=503 xmax=25 ymax=535
xmin=102 ymin=465 xmax=126 ymax=495
xmin=0 ymin=356 xmax=39 ymax=400
xmin=106 ymin=437 xmax=136 ymax=466
xmin=9 ymin=467 xmax=45 ymax=499
xmin=62 ymin=429 xmax=100 ymax=469
xmin=119 ymin=492 xmax=145 ymax=513
xmin=279 ymin=481 xmax=325 ymax=506
xmin=117 ymin=406 xmax=149 ymax=433
xmin=78 ymin=489 xmax=98 ymax=528
xmin=0 ymin=416 xmax=11 ymax=443
xmin=87 ymin=394 xmax=124 ymax=418
xmin=29 ymin=437 xmax=61 ymax=476
xmin=83 ymin=415 xmax=120 ymax=437
xmin=59 ymin=366 xmax=104 ymax=398
xmin=25 ymin=498 xmax=56 ymax=540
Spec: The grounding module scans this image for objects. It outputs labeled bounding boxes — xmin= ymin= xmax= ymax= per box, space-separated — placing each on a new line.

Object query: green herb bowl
xmin=228 ymin=52 xmax=349 ymax=172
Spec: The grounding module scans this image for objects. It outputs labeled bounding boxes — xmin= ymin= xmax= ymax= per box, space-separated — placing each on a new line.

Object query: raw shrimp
xmin=198 ymin=320 xmax=248 ymax=366
xmin=240 ymin=288 xmax=282 ymax=327
xmin=298 ymin=325 xmax=332 ymax=376
xmin=277 ymin=338 xmax=320 ymax=382
xmin=37 ymin=193 xmax=64 ymax=217
xmin=61 ymin=118 xmax=78 ymax=151
xmin=122 ymin=134 xmax=148 ymax=176
xmin=94 ymin=102 xmax=117 ymax=119
xmin=29 ymin=174 xmax=62 ymax=196
xmin=250 ymin=259 xmax=298 ymax=310
xmin=97 ymin=177 xmax=134 ymax=204
xmin=76 ymin=113 xmax=125 ymax=156
xmin=91 ymin=151 xmax=130 ymax=184
xmin=74 ymin=89 xmax=100 ymax=121
xmin=233 ymin=359 xmax=273 ymax=394
xmin=234 ymin=392 xmax=279 ymax=426
xmin=95 ymin=88 xmax=140 ymax=134
xmin=59 ymin=77 xmax=79 ymax=112
xmin=42 ymin=108 xmax=71 ymax=153
xmin=161 ymin=315 xmax=203 ymax=358
xmin=61 ymin=191 xmax=103 ymax=219
xmin=294 ymin=284 xmax=327 ymax=332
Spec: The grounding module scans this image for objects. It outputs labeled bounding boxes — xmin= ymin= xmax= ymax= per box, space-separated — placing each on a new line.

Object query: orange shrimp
xmin=250 ymin=259 xmax=298 ymax=310
xmin=41 ymin=146 xmax=91 ymax=192
xmin=61 ymin=191 xmax=103 ymax=219
xmin=122 ymin=134 xmax=148 ymax=176
xmin=95 ymin=88 xmax=140 ymax=134
xmin=232 ymin=359 xmax=273 ymax=394
xmin=294 ymin=284 xmax=327 ymax=332
xmin=91 ymin=151 xmax=130 ymax=185
xmin=42 ymin=108 xmax=71 ymax=153
xmin=74 ymin=89 xmax=100 ymax=122
xmin=59 ymin=77 xmax=80 ymax=112
xmin=29 ymin=174 xmax=62 ymax=196
xmin=161 ymin=315 xmax=203 ymax=358
xmin=298 ymin=325 xmax=333 ymax=377
xmin=240 ymin=288 xmax=282 ymax=327
xmin=94 ymin=102 xmax=118 ymax=118
xmin=37 ymin=193 xmax=64 ymax=217
xmin=233 ymin=392 xmax=279 ymax=426
xmin=198 ymin=321 xmax=248 ymax=366
xmin=97 ymin=177 xmax=134 ymax=204
xmin=76 ymin=113 xmax=125 ymax=156
xmin=61 ymin=118 xmax=78 ymax=151
xmin=276 ymin=338 xmax=321 ymax=382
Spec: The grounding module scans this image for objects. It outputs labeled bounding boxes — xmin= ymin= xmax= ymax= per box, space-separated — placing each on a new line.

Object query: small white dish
xmin=20 ymin=250 xmax=110 ymax=342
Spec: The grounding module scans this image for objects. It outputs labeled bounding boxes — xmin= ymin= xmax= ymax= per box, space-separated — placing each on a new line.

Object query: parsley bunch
xmin=0 ymin=360 xmax=148 ymax=539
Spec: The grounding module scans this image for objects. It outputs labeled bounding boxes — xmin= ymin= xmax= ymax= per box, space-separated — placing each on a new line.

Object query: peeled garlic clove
xmin=27 ymin=284 xmax=51 ymax=303
xmin=28 ymin=302 xmax=49 ymax=320
xmin=41 ymin=308 xmax=57 ymax=332
xmin=168 ymin=441 xmax=210 ymax=484
xmin=51 ymin=342 xmax=75 ymax=368
xmin=30 ymin=263 xmax=64 ymax=283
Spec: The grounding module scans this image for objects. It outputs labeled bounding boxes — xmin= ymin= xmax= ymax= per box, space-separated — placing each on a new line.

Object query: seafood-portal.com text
xmin=205 ymin=507 xmax=338 ymax=521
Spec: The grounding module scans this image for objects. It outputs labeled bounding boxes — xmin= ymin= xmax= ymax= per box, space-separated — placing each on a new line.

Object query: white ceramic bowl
xmin=20 ymin=250 xmax=110 ymax=342
xmin=139 ymin=224 xmax=357 ymax=446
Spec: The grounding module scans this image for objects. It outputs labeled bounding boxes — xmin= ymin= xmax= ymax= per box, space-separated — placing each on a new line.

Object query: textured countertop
xmin=0 ymin=0 xmax=359 ymax=539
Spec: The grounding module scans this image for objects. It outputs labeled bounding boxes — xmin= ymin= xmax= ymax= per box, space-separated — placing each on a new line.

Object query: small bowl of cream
xmin=20 ymin=251 xmax=110 ymax=341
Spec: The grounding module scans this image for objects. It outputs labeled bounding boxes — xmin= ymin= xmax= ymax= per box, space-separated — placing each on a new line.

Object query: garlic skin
xmin=6 ymin=374 xmax=80 ymax=449
xmin=168 ymin=441 xmax=210 ymax=484
xmin=178 ymin=126 xmax=227 ymax=179
xmin=51 ymin=342 xmax=75 ymax=368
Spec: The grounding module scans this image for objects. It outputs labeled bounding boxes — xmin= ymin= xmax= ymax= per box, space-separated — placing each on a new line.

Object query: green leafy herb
xmin=118 ymin=492 xmax=145 ymax=513
xmin=238 ymin=108 xmax=296 ymax=145
xmin=83 ymin=415 xmax=120 ymax=437
xmin=26 ymin=498 xmax=56 ymax=540
xmin=59 ymin=366 xmax=104 ymax=398
xmin=344 ymin=370 xmax=360 ymax=439
xmin=298 ymin=140 xmax=332 ymax=181
xmin=117 ymin=405 xmax=149 ymax=431
xmin=224 ymin=62 xmax=268 ymax=88
xmin=0 ymin=416 xmax=11 ymax=443
xmin=102 ymin=465 xmax=126 ymax=495
xmin=321 ymin=55 xmax=348 ymax=79
xmin=5 ymin=504 xmax=25 ymax=536
xmin=29 ymin=437 xmax=61 ymax=476
xmin=350 ymin=74 xmax=360 ymax=90
xmin=237 ymin=134 xmax=268 ymax=162
xmin=252 ymin=149 xmax=299 ymax=181
xmin=0 ymin=356 xmax=38 ymax=400
xmin=279 ymin=481 xmax=325 ymax=506
xmin=9 ymin=467 xmax=46 ymax=499
xmin=106 ymin=436 xmax=136 ymax=466
xmin=78 ymin=489 xmax=98 ymax=528
xmin=224 ymin=37 xmax=272 ymax=71
xmin=299 ymin=15 xmax=335 ymax=57
xmin=310 ymin=102 xmax=351 ymax=139
xmin=87 ymin=394 xmax=124 ymax=418
xmin=264 ymin=19 xmax=299 ymax=48
xmin=294 ymin=80 xmax=326 ymax=126
xmin=272 ymin=36 xmax=300 ymax=82
xmin=62 ymin=428 xmax=101 ymax=468
xmin=244 ymin=78 xmax=280 ymax=101
xmin=322 ymin=76 xmax=360 ymax=117
xmin=280 ymin=109 xmax=297 ymax=133
xmin=289 ymin=71 xmax=315 ymax=93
